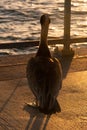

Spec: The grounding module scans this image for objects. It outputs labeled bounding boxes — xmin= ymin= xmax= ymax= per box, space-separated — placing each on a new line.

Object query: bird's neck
xmin=36 ymin=25 xmax=51 ymax=57
xmin=40 ymin=25 xmax=48 ymax=44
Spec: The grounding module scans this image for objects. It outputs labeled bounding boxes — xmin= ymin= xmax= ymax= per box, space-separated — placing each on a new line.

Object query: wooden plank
xmin=64 ymin=0 xmax=71 ymax=39
xmin=64 ymin=0 xmax=71 ymax=50
xmin=0 ymin=40 xmax=39 ymax=49
xmin=70 ymin=37 xmax=87 ymax=43
xmin=0 ymin=54 xmax=35 ymax=67
xmin=0 ymin=54 xmax=35 ymax=81
xmin=0 ymin=39 xmax=63 ymax=49
xmin=0 ymin=65 xmax=26 ymax=81
xmin=0 ymin=54 xmax=87 ymax=81
xmin=0 ymin=37 xmax=87 ymax=49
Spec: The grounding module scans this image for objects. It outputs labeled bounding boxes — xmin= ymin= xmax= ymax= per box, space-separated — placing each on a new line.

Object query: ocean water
xmin=0 ymin=0 xmax=87 ymax=55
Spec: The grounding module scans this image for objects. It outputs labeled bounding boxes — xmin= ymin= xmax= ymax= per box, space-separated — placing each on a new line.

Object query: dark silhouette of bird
xmin=26 ymin=14 xmax=62 ymax=114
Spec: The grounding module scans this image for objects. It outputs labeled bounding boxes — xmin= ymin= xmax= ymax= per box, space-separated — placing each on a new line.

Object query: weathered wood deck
xmin=0 ymin=51 xmax=87 ymax=81
xmin=0 ymin=51 xmax=87 ymax=130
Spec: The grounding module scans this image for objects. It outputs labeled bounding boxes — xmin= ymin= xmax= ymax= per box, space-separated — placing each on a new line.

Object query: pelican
xmin=26 ymin=14 xmax=62 ymax=114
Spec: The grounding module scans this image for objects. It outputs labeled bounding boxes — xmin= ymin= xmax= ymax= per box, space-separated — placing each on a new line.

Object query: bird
xmin=26 ymin=14 xmax=62 ymax=114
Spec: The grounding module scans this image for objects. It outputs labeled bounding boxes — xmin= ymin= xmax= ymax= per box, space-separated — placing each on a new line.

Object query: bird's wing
xmin=45 ymin=57 xmax=62 ymax=97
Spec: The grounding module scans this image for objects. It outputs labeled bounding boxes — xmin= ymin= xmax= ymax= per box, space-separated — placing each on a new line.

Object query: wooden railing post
xmin=63 ymin=0 xmax=74 ymax=55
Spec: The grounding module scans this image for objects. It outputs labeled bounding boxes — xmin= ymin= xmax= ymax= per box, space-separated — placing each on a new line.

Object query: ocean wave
xmin=0 ymin=0 xmax=87 ymax=54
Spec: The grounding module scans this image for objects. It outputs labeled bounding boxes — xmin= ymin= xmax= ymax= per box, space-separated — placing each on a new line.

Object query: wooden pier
xmin=0 ymin=53 xmax=87 ymax=130
xmin=0 ymin=0 xmax=87 ymax=129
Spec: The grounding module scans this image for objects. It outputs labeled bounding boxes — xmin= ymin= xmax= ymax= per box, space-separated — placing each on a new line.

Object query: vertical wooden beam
xmin=64 ymin=0 xmax=71 ymax=44
xmin=63 ymin=0 xmax=74 ymax=55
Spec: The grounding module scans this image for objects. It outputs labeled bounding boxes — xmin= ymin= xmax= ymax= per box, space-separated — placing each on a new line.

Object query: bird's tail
xmin=39 ymin=94 xmax=61 ymax=114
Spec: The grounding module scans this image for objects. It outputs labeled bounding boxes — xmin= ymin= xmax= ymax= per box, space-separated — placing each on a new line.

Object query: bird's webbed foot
xmin=26 ymin=99 xmax=39 ymax=109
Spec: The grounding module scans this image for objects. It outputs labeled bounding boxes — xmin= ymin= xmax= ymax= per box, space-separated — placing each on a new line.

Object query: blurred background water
xmin=0 ymin=0 xmax=87 ymax=55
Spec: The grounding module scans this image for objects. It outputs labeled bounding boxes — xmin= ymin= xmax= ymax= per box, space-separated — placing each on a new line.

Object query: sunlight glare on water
xmin=71 ymin=0 xmax=87 ymax=37
xmin=0 ymin=0 xmax=87 ymax=55
xmin=0 ymin=0 xmax=87 ymax=43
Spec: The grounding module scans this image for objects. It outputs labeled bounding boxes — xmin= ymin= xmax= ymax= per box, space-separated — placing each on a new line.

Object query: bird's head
xmin=40 ymin=14 xmax=50 ymax=26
